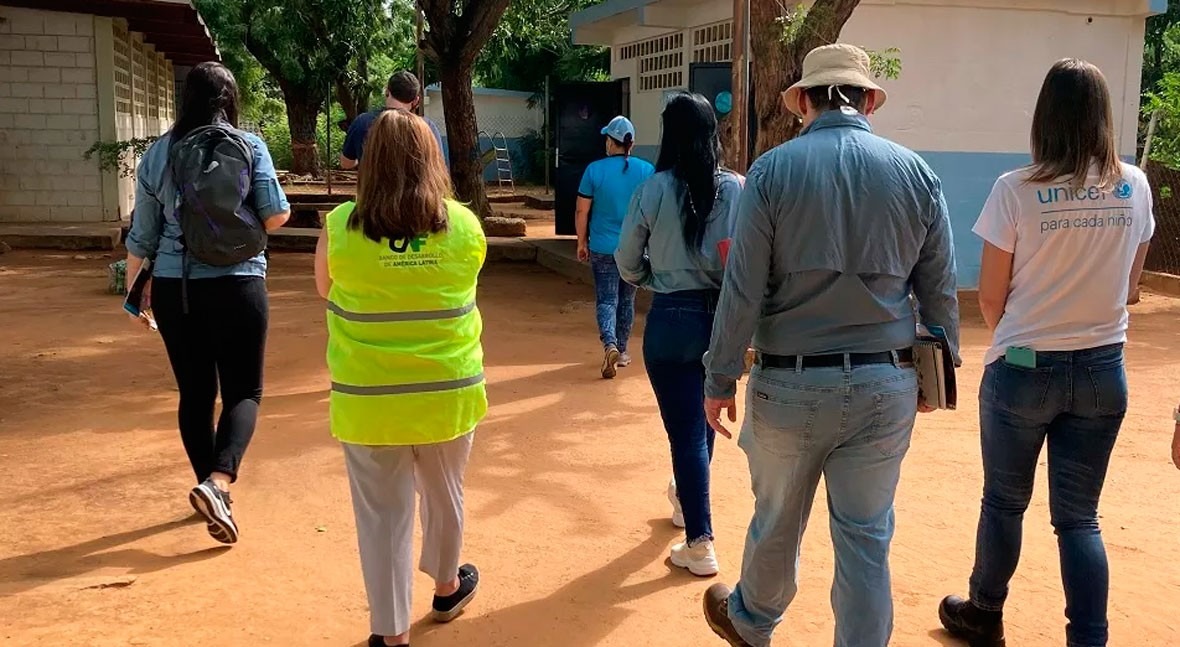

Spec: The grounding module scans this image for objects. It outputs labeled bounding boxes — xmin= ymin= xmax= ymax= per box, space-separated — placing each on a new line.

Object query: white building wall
xmin=591 ymin=0 xmax=1157 ymax=287
xmin=840 ymin=2 xmax=1146 ymax=157
xmin=112 ymin=20 xmax=175 ymax=218
xmin=609 ymin=0 xmax=1151 ymax=158
xmin=424 ymin=88 xmax=543 ymax=138
xmin=0 ymin=7 xmax=103 ymax=223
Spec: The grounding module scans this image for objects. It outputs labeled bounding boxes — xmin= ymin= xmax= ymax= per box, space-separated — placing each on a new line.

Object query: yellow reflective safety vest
xmin=325 ymin=199 xmax=487 ymax=446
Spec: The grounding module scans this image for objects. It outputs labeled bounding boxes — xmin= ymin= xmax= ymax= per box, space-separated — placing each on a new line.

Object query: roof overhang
xmin=0 ymin=0 xmax=218 ymax=66
xmin=571 ymin=0 xmax=1171 ymax=46
xmin=570 ymin=0 xmax=699 ymax=46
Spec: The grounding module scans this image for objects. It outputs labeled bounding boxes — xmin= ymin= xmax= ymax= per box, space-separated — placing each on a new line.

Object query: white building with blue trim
xmin=570 ymin=0 xmax=1169 ymax=287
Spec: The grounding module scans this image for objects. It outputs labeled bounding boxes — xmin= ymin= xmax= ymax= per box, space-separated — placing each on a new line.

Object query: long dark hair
xmin=1027 ymin=59 xmax=1121 ymax=189
xmin=350 ymin=109 xmax=451 ymax=243
xmin=655 ymin=92 xmax=720 ymax=250
xmin=171 ymin=62 xmax=240 ymax=143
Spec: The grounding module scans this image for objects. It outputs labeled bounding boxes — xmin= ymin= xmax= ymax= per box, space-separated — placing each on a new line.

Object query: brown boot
xmin=703 ymin=583 xmax=753 ymax=646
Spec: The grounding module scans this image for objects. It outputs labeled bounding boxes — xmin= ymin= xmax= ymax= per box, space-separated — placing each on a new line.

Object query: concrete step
xmin=0 ymin=223 xmax=121 ymax=251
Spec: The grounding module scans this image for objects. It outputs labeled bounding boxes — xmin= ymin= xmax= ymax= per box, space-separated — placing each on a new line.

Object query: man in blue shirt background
xmin=340 ymin=71 xmax=447 ymax=170
xmin=575 ymin=116 xmax=655 ymax=378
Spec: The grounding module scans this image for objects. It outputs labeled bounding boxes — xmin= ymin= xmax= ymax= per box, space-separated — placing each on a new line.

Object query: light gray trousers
xmin=342 ymin=432 xmax=474 ymax=637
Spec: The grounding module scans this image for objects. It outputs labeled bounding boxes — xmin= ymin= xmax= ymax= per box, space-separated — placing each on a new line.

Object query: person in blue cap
xmin=575 ymin=116 xmax=655 ymax=379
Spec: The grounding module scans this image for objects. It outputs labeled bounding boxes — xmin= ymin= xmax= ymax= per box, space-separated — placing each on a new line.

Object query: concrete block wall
xmin=0 ymin=7 xmax=103 ymax=223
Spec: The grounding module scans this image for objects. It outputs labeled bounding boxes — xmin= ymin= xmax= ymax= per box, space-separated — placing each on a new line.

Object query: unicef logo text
xmin=1113 ymin=180 xmax=1133 ymax=200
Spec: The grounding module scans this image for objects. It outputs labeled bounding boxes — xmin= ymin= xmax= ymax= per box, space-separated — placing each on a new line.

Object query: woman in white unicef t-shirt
xmin=939 ymin=59 xmax=1154 ymax=647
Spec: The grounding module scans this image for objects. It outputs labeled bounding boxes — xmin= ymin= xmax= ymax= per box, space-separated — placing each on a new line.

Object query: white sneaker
xmin=670 ymin=538 xmax=719 ymax=577
xmin=617 ymin=352 xmax=632 ymax=368
xmin=667 ymin=478 xmax=685 ymax=528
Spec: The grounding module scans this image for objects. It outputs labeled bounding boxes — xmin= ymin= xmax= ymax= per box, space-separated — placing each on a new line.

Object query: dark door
xmin=689 ymin=62 xmax=756 ymax=162
xmin=554 ymin=80 xmax=626 ymax=236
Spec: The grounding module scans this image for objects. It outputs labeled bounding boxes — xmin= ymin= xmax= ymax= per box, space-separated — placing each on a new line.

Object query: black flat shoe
xmin=367 ymin=635 xmax=408 ymax=647
xmin=432 ymin=563 xmax=479 ymax=622
xmin=939 ymin=595 xmax=1005 ymax=647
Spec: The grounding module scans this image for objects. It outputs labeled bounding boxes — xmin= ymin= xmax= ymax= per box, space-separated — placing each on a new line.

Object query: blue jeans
xmin=969 ymin=344 xmax=1127 ymax=647
xmin=643 ymin=290 xmax=718 ymax=542
xmin=728 ymin=360 xmax=919 ymax=647
xmin=589 ymin=252 xmax=635 ymax=351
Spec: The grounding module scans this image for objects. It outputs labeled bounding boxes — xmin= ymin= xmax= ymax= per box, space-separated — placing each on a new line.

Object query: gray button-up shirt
xmin=704 ymin=109 xmax=960 ymax=399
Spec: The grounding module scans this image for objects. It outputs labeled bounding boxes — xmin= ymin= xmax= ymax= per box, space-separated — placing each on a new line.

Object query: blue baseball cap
xmin=601 ymin=116 xmax=636 ymax=143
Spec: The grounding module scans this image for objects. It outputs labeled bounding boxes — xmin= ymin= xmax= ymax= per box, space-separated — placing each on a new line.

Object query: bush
xmin=257 ymin=103 xmax=348 ymax=173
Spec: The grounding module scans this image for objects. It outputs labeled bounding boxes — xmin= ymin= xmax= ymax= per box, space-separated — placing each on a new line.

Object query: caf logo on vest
xmin=389 ymin=235 xmax=429 ymax=254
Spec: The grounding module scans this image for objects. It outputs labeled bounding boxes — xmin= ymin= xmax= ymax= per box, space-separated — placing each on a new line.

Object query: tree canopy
xmin=474 ymin=0 xmax=609 ymax=93
xmin=195 ymin=0 xmax=403 ymax=175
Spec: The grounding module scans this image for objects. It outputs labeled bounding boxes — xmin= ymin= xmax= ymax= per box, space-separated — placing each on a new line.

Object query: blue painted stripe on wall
xmin=1150 ymin=0 xmax=1169 ymax=16
xmin=917 ymin=151 xmax=1031 ymax=289
xmin=441 ymin=136 xmax=537 ymax=183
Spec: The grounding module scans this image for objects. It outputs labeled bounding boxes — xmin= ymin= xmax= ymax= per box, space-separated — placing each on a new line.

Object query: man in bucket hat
xmin=700 ymin=44 xmax=960 ymax=647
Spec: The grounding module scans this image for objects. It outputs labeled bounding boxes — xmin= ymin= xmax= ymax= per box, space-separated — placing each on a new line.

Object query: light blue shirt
xmin=578 ymin=155 xmax=655 ymax=255
xmin=615 ymin=170 xmax=743 ymax=292
xmin=704 ymin=109 xmax=961 ymax=398
xmin=126 ymin=130 xmax=290 ymax=279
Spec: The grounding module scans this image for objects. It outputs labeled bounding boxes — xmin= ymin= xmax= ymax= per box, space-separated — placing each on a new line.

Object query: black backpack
xmin=168 ymin=125 xmax=265 ymax=266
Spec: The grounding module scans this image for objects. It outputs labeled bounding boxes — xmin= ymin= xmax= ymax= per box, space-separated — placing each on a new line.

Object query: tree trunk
xmin=285 ymin=94 xmax=321 ymax=177
xmin=439 ymin=63 xmax=491 ymax=218
xmin=335 ymin=55 xmax=370 ymax=132
xmin=749 ymin=0 xmax=862 ymax=158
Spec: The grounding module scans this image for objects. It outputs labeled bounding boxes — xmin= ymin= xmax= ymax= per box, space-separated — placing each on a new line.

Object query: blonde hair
xmin=349 ymin=109 xmax=452 ymax=242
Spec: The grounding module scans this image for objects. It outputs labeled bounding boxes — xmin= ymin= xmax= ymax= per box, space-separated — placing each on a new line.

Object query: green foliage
xmin=1143 ymin=18 xmax=1180 ymax=170
xmin=83 ymin=137 xmax=159 ymax=177
xmin=474 ymin=0 xmax=610 ymax=92
xmin=259 ymin=103 xmax=347 ymax=171
xmin=1144 ymin=69 xmax=1180 ymax=169
xmin=777 ymin=3 xmax=901 ymax=80
xmin=1144 ymin=3 xmax=1180 ymax=98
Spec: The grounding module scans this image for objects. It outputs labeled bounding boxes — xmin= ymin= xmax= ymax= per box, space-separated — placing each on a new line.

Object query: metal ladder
xmin=478 ymin=130 xmax=515 ymax=197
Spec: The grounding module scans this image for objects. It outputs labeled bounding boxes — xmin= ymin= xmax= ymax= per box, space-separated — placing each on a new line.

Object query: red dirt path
xmin=0 ymin=251 xmax=1177 ymax=646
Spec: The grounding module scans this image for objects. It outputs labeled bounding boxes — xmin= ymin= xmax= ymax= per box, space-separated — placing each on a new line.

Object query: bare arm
xmin=1127 ymin=242 xmax=1150 ymax=305
xmin=575 ymin=196 xmax=592 ymax=260
xmin=339 ymin=155 xmax=358 ymax=170
xmin=264 ymin=210 xmax=291 ymax=232
xmin=978 ymin=242 xmax=1014 ymax=332
xmin=314 ymin=227 xmax=331 ymax=299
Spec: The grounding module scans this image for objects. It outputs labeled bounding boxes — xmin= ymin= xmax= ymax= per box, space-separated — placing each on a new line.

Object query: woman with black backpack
xmin=124 ymin=62 xmax=290 ymax=545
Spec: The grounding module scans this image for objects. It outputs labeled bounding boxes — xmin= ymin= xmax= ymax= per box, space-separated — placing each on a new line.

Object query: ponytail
xmin=621 ymin=133 xmax=634 ymax=173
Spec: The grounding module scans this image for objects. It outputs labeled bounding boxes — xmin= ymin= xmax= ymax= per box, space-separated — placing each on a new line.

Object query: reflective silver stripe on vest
xmin=332 ymin=373 xmax=485 ymax=396
xmin=326 ymin=300 xmax=476 ymax=323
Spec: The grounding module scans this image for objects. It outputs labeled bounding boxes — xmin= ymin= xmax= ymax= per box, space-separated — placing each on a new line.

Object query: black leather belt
xmin=759 ymin=349 xmax=913 ymax=370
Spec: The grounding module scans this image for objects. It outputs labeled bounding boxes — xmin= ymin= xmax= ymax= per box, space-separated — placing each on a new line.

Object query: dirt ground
xmin=1 ymin=250 xmax=1178 ymax=646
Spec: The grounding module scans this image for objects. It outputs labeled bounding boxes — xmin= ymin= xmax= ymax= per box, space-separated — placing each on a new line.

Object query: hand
xmin=705 ymin=397 xmax=738 ymax=439
xmin=577 ymin=242 xmax=590 ymax=263
xmin=128 ymin=311 xmax=154 ymax=330
xmin=918 ymin=400 xmax=936 ymax=414
xmin=1172 ymin=424 xmax=1180 ymax=471
xmin=1128 ymin=288 xmax=1142 ymax=306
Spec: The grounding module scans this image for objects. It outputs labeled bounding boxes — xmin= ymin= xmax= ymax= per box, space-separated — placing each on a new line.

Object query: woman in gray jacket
xmin=616 ymin=91 xmax=743 ymax=577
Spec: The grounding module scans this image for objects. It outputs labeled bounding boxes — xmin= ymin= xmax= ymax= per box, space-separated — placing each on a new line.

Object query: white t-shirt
xmin=973 ymin=162 xmax=1155 ymax=365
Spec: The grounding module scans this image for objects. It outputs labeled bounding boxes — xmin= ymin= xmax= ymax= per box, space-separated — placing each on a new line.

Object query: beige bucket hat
xmin=783 ymin=43 xmax=888 ymax=117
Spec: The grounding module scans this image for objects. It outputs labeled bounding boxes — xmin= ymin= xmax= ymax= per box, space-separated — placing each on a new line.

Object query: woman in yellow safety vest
xmin=314 ymin=109 xmax=487 ymax=647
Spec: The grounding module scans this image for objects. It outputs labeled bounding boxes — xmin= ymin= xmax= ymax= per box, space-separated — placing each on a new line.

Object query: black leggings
xmin=152 ymin=276 xmax=268 ymax=484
